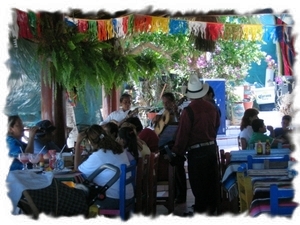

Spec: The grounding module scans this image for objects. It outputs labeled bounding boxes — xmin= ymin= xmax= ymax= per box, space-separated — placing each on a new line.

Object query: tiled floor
xmin=156 ymin=180 xmax=194 ymax=217
xmin=155 ymin=178 xmax=239 ymax=217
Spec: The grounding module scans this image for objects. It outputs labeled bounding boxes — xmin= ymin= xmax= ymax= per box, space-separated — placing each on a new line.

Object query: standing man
xmin=172 ymin=74 xmax=220 ymax=215
xmin=153 ymin=92 xmax=187 ymax=204
xmin=203 ymin=85 xmax=221 ymax=119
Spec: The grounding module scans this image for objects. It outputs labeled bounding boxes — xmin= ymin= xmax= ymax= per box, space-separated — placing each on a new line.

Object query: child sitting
xmin=274 ymin=115 xmax=293 ymax=144
xmin=249 ymin=119 xmax=284 ymax=148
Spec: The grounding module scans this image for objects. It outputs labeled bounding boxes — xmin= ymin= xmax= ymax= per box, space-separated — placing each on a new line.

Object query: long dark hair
xmin=118 ymin=126 xmax=139 ymax=161
xmin=124 ymin=117 xmax=143 ymax=133
xmin=85 ymin=124 xmax=123 ymax=154
xmin=162 ymin=92 xmax=175 ymax=102
xmin=102 ymin=121 xmax=119 ymax=139
xmin=240 ymin=108 xmax=259 ymax=131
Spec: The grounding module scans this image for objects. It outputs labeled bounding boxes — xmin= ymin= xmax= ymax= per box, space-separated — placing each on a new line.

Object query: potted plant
xmin=265 ymin=54 xmax=278 ymax=87
xmin=242 ymin=84 xmax=256 ymax=109
xmin=242 ymin=97 xmax=255 ymax=110
xmin=226 ymin=91 xmax=244 ymax=125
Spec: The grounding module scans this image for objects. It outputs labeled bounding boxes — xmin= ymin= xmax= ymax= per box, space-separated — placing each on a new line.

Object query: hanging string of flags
xmin=13 ymin=8 xmax=292 ymax=43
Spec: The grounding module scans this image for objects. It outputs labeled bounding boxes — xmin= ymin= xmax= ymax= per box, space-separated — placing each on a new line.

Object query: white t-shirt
xmin=78 ymin=149 xmax=134 ymax=199
xmin=100 ymin=109 xmax=131 ymax=125
xmin=239 ymin=125 xmax=253 ymax=143
xmin=178 ymin=100 xmax=191 ymax=112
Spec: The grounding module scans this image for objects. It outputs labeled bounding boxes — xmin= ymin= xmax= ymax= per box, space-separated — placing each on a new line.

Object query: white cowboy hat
xmin=186 ymin=74 xmax=209 ymax=99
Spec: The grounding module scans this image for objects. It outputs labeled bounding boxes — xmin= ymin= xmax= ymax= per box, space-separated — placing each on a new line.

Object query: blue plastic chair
xmin=98 ymin=160 xmax=136 ymax=220
xmin=270 ymin=184 xmax=298 ymax=216
xmin=247 ymin=154 xmax=289 ymax=169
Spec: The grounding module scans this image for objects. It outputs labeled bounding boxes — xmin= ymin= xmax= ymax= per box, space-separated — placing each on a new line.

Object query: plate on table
xmin=52 ymin=168 xmax=72 ymax=175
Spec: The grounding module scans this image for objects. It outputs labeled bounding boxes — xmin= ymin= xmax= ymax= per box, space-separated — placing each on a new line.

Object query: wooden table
xmin=236 ymin=162 xmax=297 ymax=216
xmin=229 ymin=148 xmax=291 ymax=163
xmin=221 ymin=149 xmax=292 ymax=207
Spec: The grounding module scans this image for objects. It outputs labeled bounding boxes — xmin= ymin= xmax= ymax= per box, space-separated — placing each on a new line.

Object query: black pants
xmin=187 ymin=144 xmax=219 ymax=215
xmin=175 ymin=160 xmax=187 ymax=201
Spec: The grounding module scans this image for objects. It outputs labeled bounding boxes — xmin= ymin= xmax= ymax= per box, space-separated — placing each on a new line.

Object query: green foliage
xmin=125 ymin=31 xmax=197 ymax=71
xmin=197 ymin=39 xmax=265 ymax=103
xmin=36 ymin=13 xmax=161 ymax=103
xmin=35 ymin=12 xmax=266 ymax=108
xmin=206 ymin=15 xmax=266 ymax=102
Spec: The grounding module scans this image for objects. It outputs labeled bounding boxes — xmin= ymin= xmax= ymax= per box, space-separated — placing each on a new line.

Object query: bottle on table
xmin=265 ymin=139 xmax=271 ymax=155
xmin=39 ymin=154 xmax=44 ymax=168
xmin=256 ymin=140 xmax=263 ymax=155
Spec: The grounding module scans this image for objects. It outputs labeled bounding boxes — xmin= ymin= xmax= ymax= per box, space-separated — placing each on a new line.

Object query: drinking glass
xmin=54 ymin=153 xmax=64 ymax=170
xmin=18 ymin=153 xmax=30 ymax=170
xmin=29 ymin=153 xmax=41 ymax=169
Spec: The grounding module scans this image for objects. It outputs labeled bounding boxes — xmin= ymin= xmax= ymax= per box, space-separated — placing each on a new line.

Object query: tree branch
xmin=129 ymin=42 xmax=172 ymax=60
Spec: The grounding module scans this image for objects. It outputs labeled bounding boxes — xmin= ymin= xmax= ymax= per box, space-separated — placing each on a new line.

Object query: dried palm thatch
xmin=276 ymin=92 xmax=295 ymax=116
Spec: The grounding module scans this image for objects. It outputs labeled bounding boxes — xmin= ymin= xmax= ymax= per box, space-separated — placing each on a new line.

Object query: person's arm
xmin=240 ymin=137 xmax=247 ymax=150
xmin=152 ymin=114 xmax=161 ymax=125
xmin=74 ymin=131 xmax=87 ymax=170
xmin=267 ymin=125 xmax=275 ymax=137
xmin=100 ymin=111 xmax=114 ymax=125
xmin=271 ymin=137 xmax=284 ymax=148
xmin=24 ymin=126 xmax=39 ymax=153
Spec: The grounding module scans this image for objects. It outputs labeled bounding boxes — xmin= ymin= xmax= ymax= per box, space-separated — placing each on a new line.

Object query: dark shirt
xmin=209 ymin=99 xmax=221 ymax=118
xmin=172 ymin=98 xmax=220 ymax=156
xmin=209 ymin=99 xmax=221 ymax=132
xmin=274 ymin=127 xmax=285 ymax=138
xmin=138 ymin=128 xmax=159 ymax=153
xmin=34 ymin=137 xmax=61 ymax=154
xmin=274 ymin=127 xmax=292 ymax=144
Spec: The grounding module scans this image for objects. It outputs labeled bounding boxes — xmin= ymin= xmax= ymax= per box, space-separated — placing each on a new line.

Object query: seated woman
xmin=125 ymin=117 xmax=159 ymax=153
xmin=119 ymin=121 xmax=151 ymax=157
xmin=74 ymin=125 xmax=134 ymax=209
xmin=101 ymin=121 xmax=119 ymax=140
xmin=6 ymin=115 xmax=39 ymax=171
xmin=238 ymin=108 xmax=259 ymax=150
xmin=117 ymin=126 xmax=139 ymax=162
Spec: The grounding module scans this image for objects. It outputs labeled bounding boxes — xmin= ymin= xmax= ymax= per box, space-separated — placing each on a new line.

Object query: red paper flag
xmin=206 ymin=23 xmax=224 ymax=41
xmin=134 ymin=15 xmax=152 ymax=32
xmin=78 ymin=19 xmax=88 ymax=33
xmin=97 ymin=20 xmax=107 ymax=41
xmin=16 ymin=9 xmax=33 ymax=39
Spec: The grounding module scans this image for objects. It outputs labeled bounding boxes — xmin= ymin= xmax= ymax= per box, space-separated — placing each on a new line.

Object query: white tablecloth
xmin=6 ymin=170 xmax=53 ymax=214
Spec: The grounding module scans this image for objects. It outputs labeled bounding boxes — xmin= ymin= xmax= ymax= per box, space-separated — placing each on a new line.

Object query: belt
xmin=189 ymin=141 xmax=215 ymax=150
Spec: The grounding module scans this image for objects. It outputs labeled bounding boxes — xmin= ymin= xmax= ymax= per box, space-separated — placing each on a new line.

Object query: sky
xmin=0 ymin=0 xmax=299 ymax=224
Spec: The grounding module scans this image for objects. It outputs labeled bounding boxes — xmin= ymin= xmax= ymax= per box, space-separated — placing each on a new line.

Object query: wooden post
xmin=52 ymin=85 xmax=66 ymax=148
xmin=101 ymin=85 xmax=120 ymax=120
xmin=40 ymin=68 xmax=66 ymax=148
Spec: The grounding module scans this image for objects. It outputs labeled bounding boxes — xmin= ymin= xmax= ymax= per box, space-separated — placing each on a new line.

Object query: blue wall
xmin=205 ymin=79 xmax=226 ymax=135
xmin=246 ymin=14 xmax=277 ymax=86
